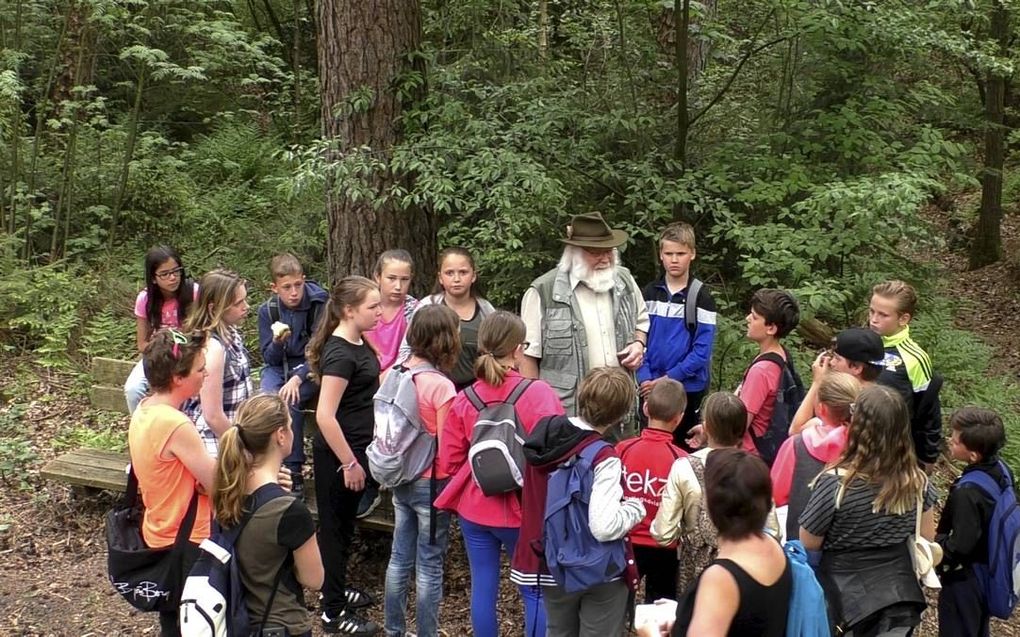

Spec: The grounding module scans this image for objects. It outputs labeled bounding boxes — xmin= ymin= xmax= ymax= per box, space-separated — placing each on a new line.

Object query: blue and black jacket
xmin=257 ymin=281 xmax=329 ymax=381
xmin=636 ymin=275 xmax=717 ymax=392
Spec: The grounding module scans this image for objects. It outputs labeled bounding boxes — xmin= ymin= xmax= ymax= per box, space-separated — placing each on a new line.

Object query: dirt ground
xmin=2 ymin=211 xmax=1020 ymax=636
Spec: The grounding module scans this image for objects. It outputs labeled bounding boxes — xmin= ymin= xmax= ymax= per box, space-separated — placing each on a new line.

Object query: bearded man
xmin=519 ymin=212 xmax=649 ymax=414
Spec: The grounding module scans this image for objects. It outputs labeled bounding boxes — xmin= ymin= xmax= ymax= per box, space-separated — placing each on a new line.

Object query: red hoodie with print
xmin=615 ymin=428 xmax=686 ymax=548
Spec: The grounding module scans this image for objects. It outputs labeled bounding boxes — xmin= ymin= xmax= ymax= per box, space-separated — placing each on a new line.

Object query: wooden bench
xmin=42 ymin=357 xmax=395 ymax=532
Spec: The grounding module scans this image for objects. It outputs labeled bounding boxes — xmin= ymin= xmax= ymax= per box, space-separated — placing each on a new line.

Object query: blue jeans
xmin=260 ymin=366 xmax=318 ymax=471
xmin=384 ymin=478 xmax=451 ymax=637
xmin=460 ymin=517 xmax=547 ymax=637
xmin=124 ymin=359 xmax=149 ymax=414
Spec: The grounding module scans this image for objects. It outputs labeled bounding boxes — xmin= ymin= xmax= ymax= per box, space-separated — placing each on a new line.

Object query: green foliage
xmin=55 ymin=421 xmax=127 ymax=454
xmin=0 ymin=404 xmax=37 ymax=491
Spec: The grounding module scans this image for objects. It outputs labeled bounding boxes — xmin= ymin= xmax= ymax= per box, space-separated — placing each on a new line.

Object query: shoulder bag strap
xmin=171 ymin=488 xmax=201 ymax=552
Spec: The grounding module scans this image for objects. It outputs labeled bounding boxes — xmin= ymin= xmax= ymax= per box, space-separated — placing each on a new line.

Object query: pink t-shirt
xmin=414 ymin=371 xmax=456 ymax=479
xmin=736 ymin=356 xmax=783 ymax=455
xmin=134 ymin=283 xmax=199 ymax=329
xmin=365 ymin=310 xmax=409 ymax=371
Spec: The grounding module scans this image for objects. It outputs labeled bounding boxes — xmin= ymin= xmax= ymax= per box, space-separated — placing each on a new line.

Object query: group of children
xmin=121 ymin=223 xmax=1014 ymax=637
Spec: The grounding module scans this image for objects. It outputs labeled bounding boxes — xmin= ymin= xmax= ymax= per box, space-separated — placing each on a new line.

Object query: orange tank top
xmin=128 ymin=403 xmax=211 ymax=547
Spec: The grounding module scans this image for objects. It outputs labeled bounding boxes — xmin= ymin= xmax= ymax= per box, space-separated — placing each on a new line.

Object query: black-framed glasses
xmin=155 ymin=267 xmax=184 ymax=280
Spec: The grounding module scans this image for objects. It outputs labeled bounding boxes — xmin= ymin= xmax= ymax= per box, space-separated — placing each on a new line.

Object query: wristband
xmin=339 ymin=459 xmax=360 ymax=472
xmin=627 ymin=340 xmax=646 ymax=351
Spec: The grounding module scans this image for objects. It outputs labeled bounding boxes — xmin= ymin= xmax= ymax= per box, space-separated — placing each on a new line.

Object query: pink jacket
xmin=771 ymin=420 xmax=848 ymax=506
xmin=433 ymin=371 xmax=564 ymax=527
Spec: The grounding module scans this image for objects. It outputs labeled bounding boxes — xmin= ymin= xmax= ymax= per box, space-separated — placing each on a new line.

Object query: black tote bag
xmin=106 ymin=464 xmax=200 ymax=612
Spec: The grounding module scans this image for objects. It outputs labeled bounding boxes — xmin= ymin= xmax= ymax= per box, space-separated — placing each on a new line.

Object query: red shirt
xmin=433 ymin=372 xmax=564 ymax=527
xmin=737 ymin=355 xmax=784 ymax=456
xmin=616 ymin=428 xmax=686 ymax=547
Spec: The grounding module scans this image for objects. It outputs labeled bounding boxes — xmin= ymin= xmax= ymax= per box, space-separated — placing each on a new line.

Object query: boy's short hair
xmin=577 ymin=368 xmax=636 ymax=429
xmin=701 ymin=391 xmax=747 ymax=447
xmin=270 ymin=253 xmax=304 ymax=280
xmin=704 ymin=448 xmax=772 ymax=540
xmin=750 ymin=288 xmax=800 ymax=338
xmin=872 ymin=280 xmax=918 ymax=317
xmin=951 ymin=407 xmax=1006 ymax=460
xmin=659 ymin=222 xmax=696 ymax=250
xmin=646 ymin=379 xmax=687 ymax=423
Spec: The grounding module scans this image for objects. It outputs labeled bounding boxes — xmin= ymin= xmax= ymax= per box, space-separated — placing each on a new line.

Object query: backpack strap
xmin=684 ymin=278 xmax=703 ymax=334
xmin=463 ymin=384 xmax=487 ymax=411
xmin=505 ymin=378 xmax=533 ymax=405
xmin=303 ymin=295 xmax=324 ymax=340
xmin=959 ymin=467 xmax=1007 ymax=497
xmin=268 ymin=295 xmax=281 ymax=325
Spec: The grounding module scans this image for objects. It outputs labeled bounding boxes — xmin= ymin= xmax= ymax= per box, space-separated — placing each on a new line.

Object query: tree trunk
xmin=317 ymin=0 xmax=436 ymax=293
xmin=970 ymin=1 xmax=1009 ymax=269
xmin=674 ymin=0 xmax=689 ymax=167
xmin=108 ymin=67 xmax=146 ymax=249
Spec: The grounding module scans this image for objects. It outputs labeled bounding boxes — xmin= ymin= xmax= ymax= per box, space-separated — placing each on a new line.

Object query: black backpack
xmin=744 ymin=347 xmax=805 ymax=467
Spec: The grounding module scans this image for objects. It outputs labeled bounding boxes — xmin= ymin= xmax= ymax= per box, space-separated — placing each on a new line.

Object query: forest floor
xmin=1 ymin=210 xmax=1020 ymax=636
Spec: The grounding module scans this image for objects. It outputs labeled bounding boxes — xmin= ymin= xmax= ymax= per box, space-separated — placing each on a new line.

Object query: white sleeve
xmin=588 ymin=456 xmax=645 ymax=542
xmin=520 ymin=287 xmax=543 ymax=359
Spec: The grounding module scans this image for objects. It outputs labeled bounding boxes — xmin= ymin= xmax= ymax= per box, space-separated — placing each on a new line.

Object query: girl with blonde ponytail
xmin=434 ymin=311 xmax=564 ymax=637
xmin=214 ymin=394 xmax=323 ymax=636
xmin=771 ymin=371 xmax=860 ymax=540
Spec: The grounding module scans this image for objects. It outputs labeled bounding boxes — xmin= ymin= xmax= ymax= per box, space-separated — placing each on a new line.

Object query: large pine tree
xmin=317 ymin=0 xmax=436 ymax=291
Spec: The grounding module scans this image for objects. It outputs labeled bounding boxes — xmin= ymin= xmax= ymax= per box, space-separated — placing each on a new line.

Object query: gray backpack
xmin=463 ymin=379 xmax=533 ymax=496
xmin=367 ymin=363 xmax=439 ymax=488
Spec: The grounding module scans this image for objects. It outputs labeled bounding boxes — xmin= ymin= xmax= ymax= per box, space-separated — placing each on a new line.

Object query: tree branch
xmin=688 ymin=11 xmax=786 ymax=129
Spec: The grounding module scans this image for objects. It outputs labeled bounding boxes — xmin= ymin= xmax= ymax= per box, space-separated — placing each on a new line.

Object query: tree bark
xmin=317 ymin=0 xmax=436 ymax=293
xmin=970 ymin=1 xmax=1009 ymax=269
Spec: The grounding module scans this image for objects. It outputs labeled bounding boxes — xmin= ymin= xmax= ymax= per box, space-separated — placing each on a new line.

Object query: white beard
xmin=559 ymin=246 xmax=618 ymax=293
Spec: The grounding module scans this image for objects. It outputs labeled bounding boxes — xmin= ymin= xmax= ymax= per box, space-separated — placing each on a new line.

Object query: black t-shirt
xmin=451 ymin=304 xmax=482 ymax=389
xmin=318 ymin=335 xmax=380 ymax=451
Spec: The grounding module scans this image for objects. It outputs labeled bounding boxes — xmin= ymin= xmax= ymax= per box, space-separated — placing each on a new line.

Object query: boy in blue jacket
xmin=637 ymin=222 xmax=717 ymax=449
xmin=257 ymin=253 xmax=327 ymax=494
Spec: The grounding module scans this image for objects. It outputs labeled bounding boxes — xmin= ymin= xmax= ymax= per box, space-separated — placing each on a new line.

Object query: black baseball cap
xmin=833 ymin=328 xmax=885 ymax=367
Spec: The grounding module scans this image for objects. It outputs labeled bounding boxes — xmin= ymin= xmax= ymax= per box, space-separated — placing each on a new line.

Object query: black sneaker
xmin=321 ymin=610 xmax=380 ymax=635
xmin=343 ymin=586 xmax=374 ymax=609
xmin=355 ymin=484 xmax=382 ymax=519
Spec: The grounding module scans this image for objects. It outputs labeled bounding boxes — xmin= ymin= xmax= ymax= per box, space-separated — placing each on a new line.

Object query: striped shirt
xmin=799 ymin=471 xmax=937 ymax=552
xmin=183 ymin=327 xmax=252 ymax=456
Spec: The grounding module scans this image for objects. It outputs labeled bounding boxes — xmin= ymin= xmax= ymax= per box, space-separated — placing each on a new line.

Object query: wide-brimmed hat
xmin=833 ymin=327 xmax=885 ymax=367
xmin=561 ymin=212 xmax=629 ymax=249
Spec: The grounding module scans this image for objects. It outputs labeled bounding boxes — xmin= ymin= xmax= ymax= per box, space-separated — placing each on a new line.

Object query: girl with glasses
xmin=124 ymin=246 xmax=199 ymax=413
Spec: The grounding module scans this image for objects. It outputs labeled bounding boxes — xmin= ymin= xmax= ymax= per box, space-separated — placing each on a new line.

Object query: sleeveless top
xmin=673 ymin=557 xmax=791 ymax=637
xmin=786 ymin=436 xmax=825 ymax=541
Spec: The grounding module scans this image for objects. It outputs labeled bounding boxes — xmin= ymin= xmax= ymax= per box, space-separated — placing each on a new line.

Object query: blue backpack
xmin=957 ymin=460 xmax=1020 ymax=619
xmin=784 ymin=541 xmax=831 ymax=637
xmin=543 ymin=440 xmax=628 ymax=593
xmin=179 ymin=486 xmax=288 ymax=636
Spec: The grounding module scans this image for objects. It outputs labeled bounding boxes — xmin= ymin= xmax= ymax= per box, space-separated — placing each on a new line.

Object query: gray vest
xmin=530 ymin=266 xmax=640 ymax=414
